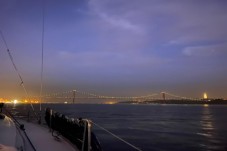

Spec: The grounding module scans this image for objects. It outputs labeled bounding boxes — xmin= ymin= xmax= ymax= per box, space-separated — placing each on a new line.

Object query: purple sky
xmin=0 ymin=0 xmax=227 ymax=99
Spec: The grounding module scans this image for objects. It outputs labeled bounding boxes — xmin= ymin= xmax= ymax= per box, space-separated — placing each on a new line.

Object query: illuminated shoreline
xmin=119 ymin=99 xmax=227 ymax=105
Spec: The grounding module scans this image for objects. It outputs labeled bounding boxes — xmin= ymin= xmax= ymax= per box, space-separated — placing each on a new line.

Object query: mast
xmin=39 ymin=0 xmax=45 ymax=111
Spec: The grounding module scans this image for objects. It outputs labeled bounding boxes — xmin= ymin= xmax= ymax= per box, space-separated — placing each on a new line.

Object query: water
xmin=10 ymin=104 xmax=227 ymax=151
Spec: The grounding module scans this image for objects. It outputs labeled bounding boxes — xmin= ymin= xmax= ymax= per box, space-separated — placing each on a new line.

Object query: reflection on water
xmin=198 ymin=105 xmax=224 ymax=150
xmin=200 ymin=104 xmax=214 ymax=131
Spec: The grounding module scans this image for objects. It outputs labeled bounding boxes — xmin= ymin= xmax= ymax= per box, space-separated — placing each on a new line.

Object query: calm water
xmin=11 ymin=104 xmax=227 ymax=151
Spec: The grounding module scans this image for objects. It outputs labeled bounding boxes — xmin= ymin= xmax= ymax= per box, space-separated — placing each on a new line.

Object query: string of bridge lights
xmin=31 ymin=89 xmax=195 ymax=100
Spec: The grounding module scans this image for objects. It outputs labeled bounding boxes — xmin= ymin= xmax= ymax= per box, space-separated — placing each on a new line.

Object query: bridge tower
xmin=72 ymin=90 xmax=76 ymax=104
xmin=161 ymin=92 xmax=166 ymax=101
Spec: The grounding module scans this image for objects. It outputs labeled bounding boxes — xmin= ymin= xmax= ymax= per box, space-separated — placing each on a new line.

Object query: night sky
xmin=0 ymin=0 xmax=227 ymax=99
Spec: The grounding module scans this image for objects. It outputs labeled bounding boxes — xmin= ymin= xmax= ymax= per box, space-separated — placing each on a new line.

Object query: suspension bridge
xmin=31 ymin=89 xmax=198 ymax=103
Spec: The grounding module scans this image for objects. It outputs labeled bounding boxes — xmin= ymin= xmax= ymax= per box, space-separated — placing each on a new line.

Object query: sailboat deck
xmin=21 ymin=120 xmax=79 ymax=151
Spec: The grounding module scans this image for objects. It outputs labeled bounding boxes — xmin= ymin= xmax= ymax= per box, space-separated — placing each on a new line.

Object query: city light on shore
xmin=104 ymin=101 xmax=117 ymax=105
xmin=0 ymin=98 xmax=41 ymax=104
xmin=13 ymin=100 xmax=18 ymax=104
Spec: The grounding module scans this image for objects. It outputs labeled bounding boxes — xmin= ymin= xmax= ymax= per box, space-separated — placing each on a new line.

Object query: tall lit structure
xmin=72 ymin=90 xmax=76 ymax=104
xmin=203 ymin=93 xmax=208 ymax=99
xmin=161 ymin=92 xmax=166 ymax=101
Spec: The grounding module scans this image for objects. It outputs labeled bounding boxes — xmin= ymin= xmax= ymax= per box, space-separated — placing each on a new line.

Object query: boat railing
xmin=45 ymin=108 xmax=102 ymax=151
xmin=81 ymin=119 xmax=91 ymax=151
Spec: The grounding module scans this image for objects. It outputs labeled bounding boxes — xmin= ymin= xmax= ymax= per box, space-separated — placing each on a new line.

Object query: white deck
xmin=0 ymin=115 xmax=16 ymax=147
xmin=21 ymin=120 xmax=79 ymax=151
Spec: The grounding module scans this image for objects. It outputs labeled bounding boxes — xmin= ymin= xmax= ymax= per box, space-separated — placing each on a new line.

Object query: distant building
xmin=203 ymin=93 xmax=208 ymax=99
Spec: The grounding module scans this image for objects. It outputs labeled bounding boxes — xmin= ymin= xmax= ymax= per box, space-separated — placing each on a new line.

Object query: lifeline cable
xmin=92 ymin=121 xmax=143 ymax=151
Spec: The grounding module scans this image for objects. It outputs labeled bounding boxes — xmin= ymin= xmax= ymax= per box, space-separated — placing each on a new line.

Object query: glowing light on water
xmin=203 ymin=104 xmax=209 ymax=107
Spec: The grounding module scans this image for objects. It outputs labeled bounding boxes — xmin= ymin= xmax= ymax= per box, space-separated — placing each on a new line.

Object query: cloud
xmin=163 ymin=1 xmax=227 ymax=45
xmin=182 ymin=44 xmax=227 ymax=57
xmin=57 ymin=50 xmax=165 ymax=69
xmin=88 ymin=0 xmax=145 ymax=34
xmin=88 ymin=0 xmax=227 ymax=46
xmin=1 ymin=0 xmax=227 ymax=98
xmin=98 ymin=12 xmax=143 ymax=34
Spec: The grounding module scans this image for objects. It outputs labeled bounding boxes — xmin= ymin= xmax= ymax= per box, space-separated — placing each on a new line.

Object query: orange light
xmin=104 ymin=101 xmax=117 ymax=104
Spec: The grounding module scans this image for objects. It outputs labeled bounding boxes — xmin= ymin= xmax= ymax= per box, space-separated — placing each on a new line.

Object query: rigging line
xmin=7 ymin=49 xmax=34 ymax=112
xmin=0 ymin=30 xmax=9 ymax=49
xmin=0 ymin=30 xmax=25 ymax=91
xmin=7 ymin=49 xmax=25 ymax=87
xmin=0 ymin=30 xmax=38 ymax=119
xmin=92 ymin=121 xmax=143 ymax=151
xmin=39 ymin=0 xmax=45 ymax=112
xmin=7 ymin=46 xmax=37 ymax=117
